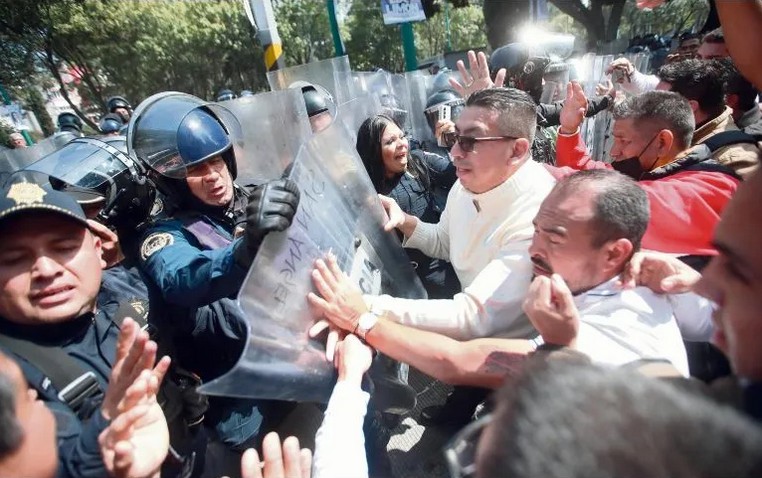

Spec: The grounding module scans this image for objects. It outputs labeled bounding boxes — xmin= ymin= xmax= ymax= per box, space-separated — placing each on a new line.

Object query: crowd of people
xmin=2 ymin=1 xmax=762 ymax=478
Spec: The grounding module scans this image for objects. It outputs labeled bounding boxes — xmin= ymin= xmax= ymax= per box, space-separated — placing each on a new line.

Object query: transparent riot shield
xmin=199 ymin=121 xmax=426 ymax=402
xmin=127 ymin=91 xmax=207 ymax=178
xmin=128 ymin=90 xmax=311 ymax=184
xmin=210 ymin=89 xmax=312 ymax=183
xmin=267 ymin=55 xmax=355 ymax=107
xmin=405 ymin=70 xmax=436 ymax=146
xmin=0 ymin=133 xmax=77 ymax=186
xmin=22 ymin=137 xmax=134 ymax=211
xmin=352 ymin=70 xmax=413 ymax=132
xmin=336 ymin=94 xmax=383 ymax=144
xmin=541 ymin=63 xmax=571 ymax=104
xmin=575 ymin=53 xmax=617 ymax=162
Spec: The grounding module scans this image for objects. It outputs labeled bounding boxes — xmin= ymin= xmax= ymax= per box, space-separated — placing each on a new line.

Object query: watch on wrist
xmin=354 ymin=311 xmax=379 ymax=340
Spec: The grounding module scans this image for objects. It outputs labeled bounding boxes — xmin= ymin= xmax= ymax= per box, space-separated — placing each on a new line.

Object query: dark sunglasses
xmin=441 ymin=131 xmax=517 ymax=153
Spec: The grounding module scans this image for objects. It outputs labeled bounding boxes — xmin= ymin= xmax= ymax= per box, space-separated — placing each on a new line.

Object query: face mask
xmin=611 ymin=134 xmax=660 ymax=180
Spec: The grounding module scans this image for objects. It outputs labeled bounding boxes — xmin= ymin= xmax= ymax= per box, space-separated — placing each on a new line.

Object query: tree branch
xmin=43 ymin=44 xmax=98 ymax=130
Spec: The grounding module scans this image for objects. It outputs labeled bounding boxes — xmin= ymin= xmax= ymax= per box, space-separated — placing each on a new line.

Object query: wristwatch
xmin=354 ymin=311 xmax=380 ymax=340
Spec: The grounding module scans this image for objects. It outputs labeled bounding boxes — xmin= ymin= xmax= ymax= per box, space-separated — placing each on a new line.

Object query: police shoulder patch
xmin=140 ymin=232 xmax=174 ymax=261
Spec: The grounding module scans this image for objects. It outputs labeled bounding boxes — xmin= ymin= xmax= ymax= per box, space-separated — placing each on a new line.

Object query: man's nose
xmin=31 ymin=255 xmax=64 ymax=279
xmin=451 ymin=141 xmax=465 ymax=160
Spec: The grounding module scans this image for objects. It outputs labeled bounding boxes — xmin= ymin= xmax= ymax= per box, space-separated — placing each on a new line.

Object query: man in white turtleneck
xmin=313 ymin=87 xmax=556 ymax=342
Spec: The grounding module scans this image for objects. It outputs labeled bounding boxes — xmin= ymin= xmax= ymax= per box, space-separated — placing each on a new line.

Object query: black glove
xmin=233 ymin=178 xmax=300 ymax=267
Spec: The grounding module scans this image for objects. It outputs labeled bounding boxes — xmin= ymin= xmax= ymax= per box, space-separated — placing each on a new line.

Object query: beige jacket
xmin=694 ymin=106 xmax=760 ymax=178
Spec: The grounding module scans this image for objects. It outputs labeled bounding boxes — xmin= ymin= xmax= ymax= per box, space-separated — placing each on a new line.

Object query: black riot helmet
xmin=216 ymin=89 xmax=237 ymax=102
xmin=128 ymin=92 xmax=238 ymax=210
xmin=57 ymin=112 xmax=83 ymax=134
xmin=490 ymin=43 xmax=551 ymax=104
xmin=106 ymin=96 xmax=132 ymax=122
xmin=423 ymin=89 xmax=464 ymax=133
xmin=22 ymin=136 xmax=155 ymax=241
xmin=301 ymin=84 xmax=330 ymax=117
xmin=99 ymin=113 xmax=125 ymax=135
xmin=107 ymin=96 xmax=131 ymax=113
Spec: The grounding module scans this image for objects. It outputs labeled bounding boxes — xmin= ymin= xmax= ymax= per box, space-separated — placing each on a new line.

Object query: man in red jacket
xmin=553 ymin=83 xmax=740 ymax=264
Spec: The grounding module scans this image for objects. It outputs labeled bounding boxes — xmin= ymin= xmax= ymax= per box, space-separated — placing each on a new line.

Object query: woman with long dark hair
xmin=356 ymin=114 xmax=460 ymax=298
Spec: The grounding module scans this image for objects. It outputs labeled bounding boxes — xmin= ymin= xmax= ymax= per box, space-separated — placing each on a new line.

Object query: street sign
xmin=381 ymin=0 xmax=426 ymax=25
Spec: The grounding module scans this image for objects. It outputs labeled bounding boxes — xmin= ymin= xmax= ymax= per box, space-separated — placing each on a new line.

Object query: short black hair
xmin=0 ymin=373 xmax=23 ymax=458
xmin=466 ymin=87 xmax=537 ymax=143
xmin=477 ymin=359 xmax=762 ymax=478
xmin=552 ymin=169 xmax=649 ymax=252
xmin=720 ymin=59 xmax=759 ymax=113
xmin=658 ymin=58 xmax=728 ymax=118
xmin=613 ymin=90 xmax=695 ymax=150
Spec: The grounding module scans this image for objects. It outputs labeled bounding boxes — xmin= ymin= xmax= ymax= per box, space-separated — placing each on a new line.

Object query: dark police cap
xmin=0 ymin=181 xmax=88 ymax=227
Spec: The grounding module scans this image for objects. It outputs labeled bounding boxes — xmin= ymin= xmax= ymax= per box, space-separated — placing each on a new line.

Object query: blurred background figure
xmin=106 ymin=95 xmax=133 ymax=123
xmin=216 ymin=88 xmax=237 ymax=102
xmin=56 ymin=112 xmax=83 ymax=137
xmin=8 ymin=132 xmax=26 ymax=149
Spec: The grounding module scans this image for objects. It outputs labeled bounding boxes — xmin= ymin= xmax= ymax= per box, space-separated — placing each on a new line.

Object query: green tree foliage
xmin=23 ymin=88 xmax=55 ymax=136
xmin=274 ymin=0 xmax=334 ymax=65
xmin=343 ymin=0 xmax=405 ymax=71
xmin=414 ymin=4 xmax=488 ymax=58
xmin=0 ymin=120 xmax=15 ymax=148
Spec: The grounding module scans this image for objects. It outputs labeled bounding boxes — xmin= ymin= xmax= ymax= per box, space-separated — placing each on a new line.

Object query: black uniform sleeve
xmin=537 ymin=95 xmax=613 ymax=127
xmin=420 ymin=151 xmax=457 ymax=189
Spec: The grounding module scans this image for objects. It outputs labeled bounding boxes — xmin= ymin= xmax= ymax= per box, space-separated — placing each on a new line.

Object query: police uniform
xmin=0 ymin=185 xmax=175 ymax=478
xmin=132 ymin=104 xmax=299 ymax=451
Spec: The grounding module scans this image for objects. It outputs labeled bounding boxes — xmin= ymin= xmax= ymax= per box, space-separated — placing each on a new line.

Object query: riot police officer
xmin=98 ymin=113 xmax=125 ymax=136
xmin=489 ymin=42 xmax=615 ymax=163
xmin=130 ymin=94 xmax=300 ymax=451
xmin=57 ymin=112 xmax=83 ymax=136
xmin=216 ymin=88 xmax=237 ymax=102
xmin=0 ymin=182 xmax=205 ymax=478
xmin=297 ymin=82 xmax=334 ymax=133
xmin=422 ymin=89 xmax=464 ymax=156
xmin=106 ymin=95 xmax=133 ymax=122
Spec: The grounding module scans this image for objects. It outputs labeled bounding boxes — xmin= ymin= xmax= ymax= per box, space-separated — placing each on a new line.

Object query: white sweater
xmin=370 ymin=159 xmax=557 ymax=340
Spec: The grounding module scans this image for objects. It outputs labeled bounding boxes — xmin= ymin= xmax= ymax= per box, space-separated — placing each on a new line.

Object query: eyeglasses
xmin=441 ymin=132 xmax=517 ymax=153
xmin=443 ymin=413 xmax=493 ymax=478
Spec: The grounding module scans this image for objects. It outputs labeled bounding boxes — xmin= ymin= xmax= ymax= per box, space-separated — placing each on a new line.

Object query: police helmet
xmin=490 ymin=42 xmax=551 ymax=103
xmin=57 ymin=112 xmax=83 ymax=133
xmin=24 ymin=136 xmax=155 ymax=237
xmin=216 ymin=89 xmax=237 ymax=102
xmin=240 ymin=89 xmax=255 ymax=97
xmin=99 ymin=113 xmax=124 ymax=135
xmin=431 ymin=68 xmax=458 ymax=93
xmin=301 ymin=85 xmax=330 ymax=118
xmin=176 ymin=107 xmax=236 ymax=178
xmin=423 ymin=89 xmax=464 ymax=132
xmin=107 ymin=96 xmax=131 ymax=113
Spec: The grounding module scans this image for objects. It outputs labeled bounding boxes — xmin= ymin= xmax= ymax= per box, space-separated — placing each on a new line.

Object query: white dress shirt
xmin=369 ymin=159 xmax=556 ymax=341
xmin=572 ymin=277 xmax=690 ymax=376
xmin=312 ymin=381 xmax=370 ymax=478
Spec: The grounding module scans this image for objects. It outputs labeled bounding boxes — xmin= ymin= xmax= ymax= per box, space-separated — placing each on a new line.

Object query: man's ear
xmin=688 ymin=99 xmax=700 ymax=115
xmin=511 ymin=138 xmax=531 ymax=163
xmin=657 ymin=129 xmax=675 ymax=155
xmin=726 ymin=93 xmax=740 ymax=112
xmin=604 ymin=238 xmax=634 ymax=274
xmin=91 ymin=233 xmax=107 ymax=270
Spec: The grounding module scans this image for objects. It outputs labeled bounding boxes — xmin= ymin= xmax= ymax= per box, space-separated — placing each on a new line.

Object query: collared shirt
xmin=312 ymin=381 xmax=370 ymax=478
xmin=370 ymin=159 xmax=557 ymax=340
xmin=573 ymin=277 xmax=690 ymax=376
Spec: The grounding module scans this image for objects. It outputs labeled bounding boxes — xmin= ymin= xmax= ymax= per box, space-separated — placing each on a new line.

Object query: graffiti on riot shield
xmin=198 ymin=121 xmax=426 ymax=402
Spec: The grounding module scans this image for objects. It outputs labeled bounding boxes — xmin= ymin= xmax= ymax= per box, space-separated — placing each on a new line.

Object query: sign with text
xmin=381 ymin=0 xmax=425 ymax=25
